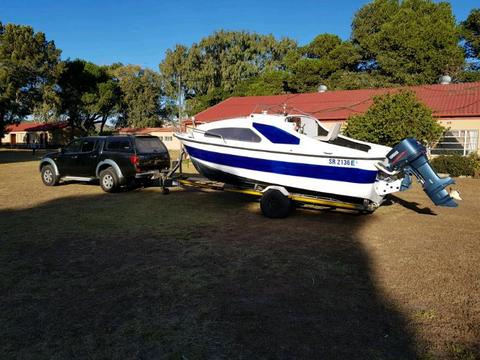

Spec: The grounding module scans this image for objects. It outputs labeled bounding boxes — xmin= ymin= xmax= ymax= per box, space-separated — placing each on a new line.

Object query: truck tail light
xmin=129 ymin=155 xmax=141 ymax=172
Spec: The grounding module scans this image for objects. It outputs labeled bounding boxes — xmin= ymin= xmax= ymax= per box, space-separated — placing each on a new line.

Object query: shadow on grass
xmin=386 ymin=194 xmax=437 ymax=215
xmin=0 ymin=149 xmax=50 ymax=164
xmin=0 ymin=190 xmax=419 ymax=359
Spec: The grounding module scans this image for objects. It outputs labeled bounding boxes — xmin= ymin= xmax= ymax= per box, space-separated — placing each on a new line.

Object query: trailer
xmin=157 ymin=150 xmax=375 ymax=218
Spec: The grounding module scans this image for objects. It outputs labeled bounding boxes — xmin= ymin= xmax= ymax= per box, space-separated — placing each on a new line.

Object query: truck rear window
xmin=135 ymin=137 xmax=167 ymax=153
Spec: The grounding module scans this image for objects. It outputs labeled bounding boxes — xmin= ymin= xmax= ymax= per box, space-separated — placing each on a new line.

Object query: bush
xmin=343 ymin=90 xmax=444 ymax=148
xmin=430 ymin=154 xmax=479 ymax=177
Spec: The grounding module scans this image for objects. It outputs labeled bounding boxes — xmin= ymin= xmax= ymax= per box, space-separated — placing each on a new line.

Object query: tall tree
xmin=287 ymin=34 xmax=361 ymax=92
xmin=351 ymin=0 xmax=400 ymax=67
xmin=114 ymin=65 xmax=162 ymax=128
xmin=351 ymin=0 xmax=464 ymax=84
xmin=0 ymin=22 xmax=62 ymax=136
xmin=58 ymin=60 xmax=120 ymax=135
xmin=159 ymin=31 xmax=296 ymax=115
xmin=461 ymin=8 xmax=480 ymax=60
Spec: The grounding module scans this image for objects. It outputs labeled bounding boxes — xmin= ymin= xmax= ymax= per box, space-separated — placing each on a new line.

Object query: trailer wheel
xmin=260 ymin=189 xmax=292 ymax=218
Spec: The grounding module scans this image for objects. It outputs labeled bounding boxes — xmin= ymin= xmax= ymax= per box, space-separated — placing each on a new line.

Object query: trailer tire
xmin=260 ymin=189 xmax=292 ymax=218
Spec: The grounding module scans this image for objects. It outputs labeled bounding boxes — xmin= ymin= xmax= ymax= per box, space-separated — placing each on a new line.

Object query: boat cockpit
xmin=284 ymin=115 xmax=371 ymax=152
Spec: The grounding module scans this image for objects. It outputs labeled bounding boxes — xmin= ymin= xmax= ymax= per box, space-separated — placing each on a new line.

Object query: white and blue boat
xmin=175 ymin=112 xmax=458 ymax=213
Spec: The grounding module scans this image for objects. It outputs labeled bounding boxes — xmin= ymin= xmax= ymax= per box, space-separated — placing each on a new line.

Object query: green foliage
xmin=0 ymin=22 xmax=62 ymax=136
xmin=159 ymin=31 xmax=296 ymax=114
xmin=326 ymin=71 xmax=396 ymax=90
xmin=352 ymin=0 xmax=464 ymax=84
xmin=431 ymin=154 xmax=479 ymax=177
xmin=287 ymin=34 xmax=361 ymax=92
xmin=343 ymin=90 xmax=444 ymax=147
xmin=461 ymin=8 xmax=480 ymax=59
xmin=113 ymin=65 xmax=162 ymax=128
xmin=352 ymin=0 xmax=400 ymax=62
xmin=58 ymin=60 xmax=120 ymax=135
xmin=233 ymin=70 xmax=292 ymax=97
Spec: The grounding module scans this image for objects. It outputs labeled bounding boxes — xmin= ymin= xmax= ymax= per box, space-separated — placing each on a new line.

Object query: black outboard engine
xmin=386 ymin=138 xmax=458 ymax=207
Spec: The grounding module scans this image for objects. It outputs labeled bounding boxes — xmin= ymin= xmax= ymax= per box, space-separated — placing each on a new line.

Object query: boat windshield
xmin=285 ymin=115 xmax=329 ymax=138
xmin=285 ymin=115 xmax=371 ymax=152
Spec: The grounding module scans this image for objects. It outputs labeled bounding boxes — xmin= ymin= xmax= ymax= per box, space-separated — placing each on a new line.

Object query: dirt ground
xmin=0 ymin=149 xmax=479 ymax=359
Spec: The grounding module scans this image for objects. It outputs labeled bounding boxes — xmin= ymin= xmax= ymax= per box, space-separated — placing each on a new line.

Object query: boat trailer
xmin=157 ymin=150 xmax=376 ymax=218
xmin=156 ymin=138 xmax=460 ymax=218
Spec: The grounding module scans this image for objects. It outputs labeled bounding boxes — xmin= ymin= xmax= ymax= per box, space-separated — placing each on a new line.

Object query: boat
xmin=174 ymin=112 xmax=459 ymax=216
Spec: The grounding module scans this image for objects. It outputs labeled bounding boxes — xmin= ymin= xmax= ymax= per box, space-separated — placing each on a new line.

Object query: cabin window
xmin=252 ymin=123 xmax=300 ymax=145
xmin=205 ymin=127 xmax=261 ymax=143
xmin=329 ymin=137 xmax=371 ymax=152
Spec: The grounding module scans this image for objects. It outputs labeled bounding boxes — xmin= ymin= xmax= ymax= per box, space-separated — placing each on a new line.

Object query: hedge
xmin=430 ymin=154 xmax=479 ymax=177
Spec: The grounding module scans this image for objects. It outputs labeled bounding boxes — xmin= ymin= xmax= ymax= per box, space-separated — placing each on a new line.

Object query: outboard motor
xmin=386 ymin=138 xmax=458 ymax=207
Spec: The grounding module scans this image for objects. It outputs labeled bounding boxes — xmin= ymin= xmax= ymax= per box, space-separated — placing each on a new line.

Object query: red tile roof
xmin=5 ymin=122 xmax=68 ymax=133
xmin=117 ymin=126 xmax=175 ymax=134
xmin=193 ymin=82 xmax=480 ymax=122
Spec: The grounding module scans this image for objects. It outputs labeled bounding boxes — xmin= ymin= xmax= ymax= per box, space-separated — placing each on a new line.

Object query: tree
xmin=233 ymin=70 xmax=293 ymax=97
xmin=159 ymin=44 xmax=188 ymax=118
xmin=159 ymin=31 xmax=296 ymax=115
xmin=461 ymin=8 xmax=480 ymax=60
xmin=343 ymin=90 xmax=444 ymax=148
xmin=286 ymin=34 xmax=361 ymax=92
xmin=113 ymin=65 xmax=162 ymax=128
xmin=326 ymin=71 xmax=396 ymax=90
xmin=0 ymin=22 xmax=62 ymax=136
xmin=351 ymin=0 xmax=399 ymax=66
xmin=58 ymin=60 xmax=120 ymax=136
xmin=351 ymin=0 xmax=464 ymax=84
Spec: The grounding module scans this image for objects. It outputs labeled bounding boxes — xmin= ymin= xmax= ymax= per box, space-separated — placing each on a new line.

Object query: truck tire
xmin=260 ymin=189 xmax=292 ymax=218
xmin=41 ymin=164 xmax=59 ymax=186
xmin=99 ymin=167 xmax=120 ymax=193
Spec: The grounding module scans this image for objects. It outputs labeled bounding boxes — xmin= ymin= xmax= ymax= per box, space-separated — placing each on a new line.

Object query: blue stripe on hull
xmin=184 ymin=145 xmax=378 ymax=184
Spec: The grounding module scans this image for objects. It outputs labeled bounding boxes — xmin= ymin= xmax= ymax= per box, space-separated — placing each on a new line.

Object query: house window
xmin=164 ymin=136 xmax=173 ymax=141
xmin=431 ymin=130 xmax=479 ymax=156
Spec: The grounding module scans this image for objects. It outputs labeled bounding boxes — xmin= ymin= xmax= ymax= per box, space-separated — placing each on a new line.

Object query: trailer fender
xmin=262 ymin=185 xmax=289 ymax=197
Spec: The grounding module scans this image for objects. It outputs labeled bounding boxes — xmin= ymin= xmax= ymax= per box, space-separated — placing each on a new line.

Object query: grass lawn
xmin=1 ymin=149 xmax=479 ymax=359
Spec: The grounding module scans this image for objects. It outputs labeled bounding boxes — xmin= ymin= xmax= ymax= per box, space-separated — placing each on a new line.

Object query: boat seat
xmin=315 ymin=123 xmax=341 ymax=142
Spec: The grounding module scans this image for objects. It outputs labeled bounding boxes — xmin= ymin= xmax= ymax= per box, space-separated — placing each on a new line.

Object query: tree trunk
xmin=100 ymin=115 xmax=107 ymax=135
xmin=0 ymin=112 xmax=5 ymax=139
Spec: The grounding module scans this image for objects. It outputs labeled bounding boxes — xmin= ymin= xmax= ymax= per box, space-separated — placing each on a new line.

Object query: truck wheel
xmin=41 ymin=165 xmax=59 ymax=186
xmin=260 ymin=189 xmax=292 ymax=218
xmin=99 ymin=168 xmax=119 ymax=193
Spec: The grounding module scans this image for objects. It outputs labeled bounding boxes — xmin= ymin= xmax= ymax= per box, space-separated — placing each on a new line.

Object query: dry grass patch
xmin=0 ymin=150 xmax=479 ymax=359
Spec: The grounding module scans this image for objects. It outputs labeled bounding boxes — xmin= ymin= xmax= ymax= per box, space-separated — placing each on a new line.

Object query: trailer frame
xmin=157 ymin=149 xmax=376 ymax=217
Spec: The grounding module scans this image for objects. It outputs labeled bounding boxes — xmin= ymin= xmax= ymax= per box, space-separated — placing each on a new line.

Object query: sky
xmin=0 ymin=0 xmax=478 ymax=70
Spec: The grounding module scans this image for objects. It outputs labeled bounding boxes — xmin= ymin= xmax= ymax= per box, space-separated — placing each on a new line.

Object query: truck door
xmin=56 ymin=139 xmax=83 ymax=175
xmin=75 ymin=138 xmax=99 ymax=176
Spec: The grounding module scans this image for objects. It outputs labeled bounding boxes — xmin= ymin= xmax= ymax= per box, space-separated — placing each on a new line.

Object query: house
xmin=117 ymin=126 xmax=181 ymax=151
xmin=1 ymin=121 xmax=70 ymax=148
xmin=191 ymin=82 xmax=480 ymax=156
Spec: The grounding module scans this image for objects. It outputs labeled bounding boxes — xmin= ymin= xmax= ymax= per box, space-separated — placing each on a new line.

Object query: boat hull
xmin=180 ymin=138 xmax=385 ymax=204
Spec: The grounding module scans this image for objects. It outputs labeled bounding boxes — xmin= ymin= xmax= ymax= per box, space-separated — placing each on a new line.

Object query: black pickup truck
xmin=39 ymin=135 xmax=170 ymax=192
